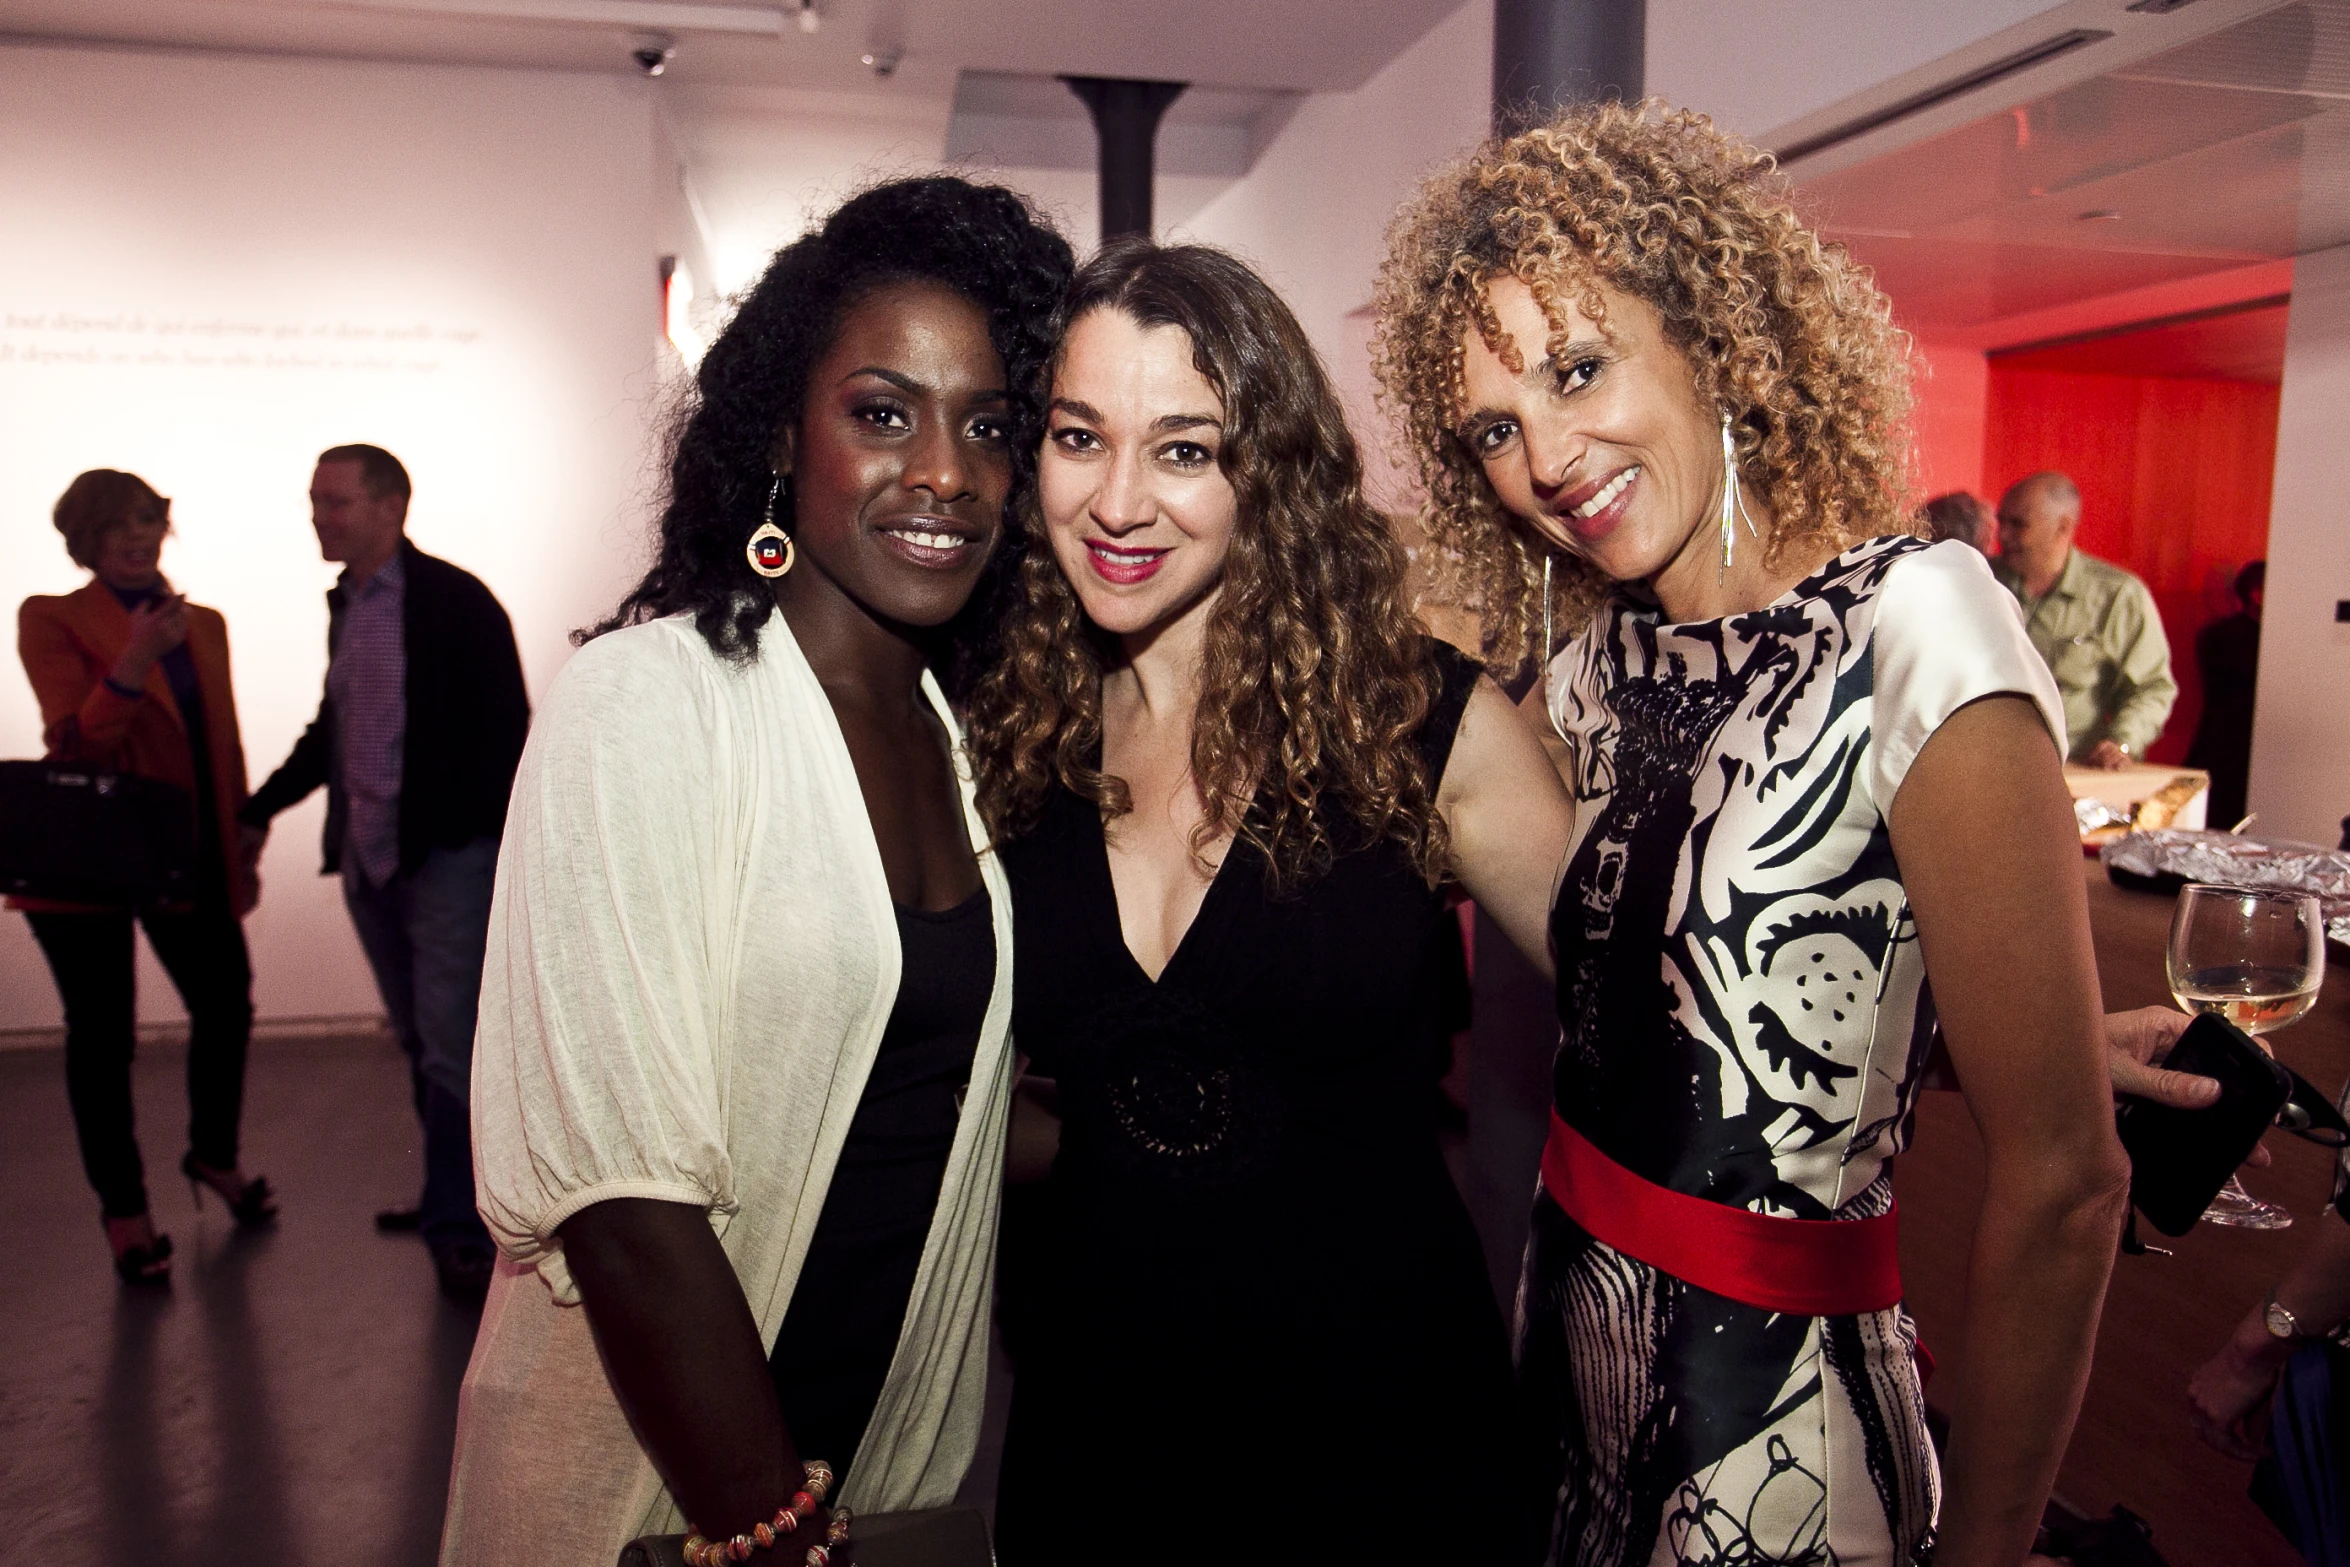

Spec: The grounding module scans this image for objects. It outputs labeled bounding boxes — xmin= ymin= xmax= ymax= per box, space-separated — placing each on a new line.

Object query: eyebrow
xmin=1522 ymin=339 xmax=1609 ymax=386
xmin=842 ymin=365 xmax=1007 ymax=400
xmin=1048 ymin=396 xmax=1223 ymax=435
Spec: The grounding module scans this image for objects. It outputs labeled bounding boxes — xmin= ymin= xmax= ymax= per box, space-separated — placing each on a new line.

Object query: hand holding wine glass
xmin=2166 ymin=883 xmax=2326 ymax=1228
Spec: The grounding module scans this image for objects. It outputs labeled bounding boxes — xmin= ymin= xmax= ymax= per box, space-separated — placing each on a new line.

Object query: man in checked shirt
xmin=240 ymin=445 xmax=529 ymax=1303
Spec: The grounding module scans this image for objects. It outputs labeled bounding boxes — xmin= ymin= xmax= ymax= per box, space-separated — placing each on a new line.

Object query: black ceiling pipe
xmin=1492 ymin=0 xmax=1643 ymax=131
xmin=1063 ymin=76 xmax=1187 ymax=241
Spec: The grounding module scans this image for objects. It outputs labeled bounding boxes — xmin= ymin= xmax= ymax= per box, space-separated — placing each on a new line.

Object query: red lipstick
xmin=1085 ymin=539 xmax=1170 ymax=585
xmin=1552 ymin=464 xmax=1640 ymax=545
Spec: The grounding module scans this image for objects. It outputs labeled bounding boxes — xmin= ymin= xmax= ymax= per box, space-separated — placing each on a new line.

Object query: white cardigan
xmin=441 ymin=610 xmax=1016 ymax=1565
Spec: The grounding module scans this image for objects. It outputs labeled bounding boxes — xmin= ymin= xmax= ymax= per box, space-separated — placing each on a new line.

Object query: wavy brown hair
xmin=1372 ymin=99 xmax=1916 ymax=676
xmin=965 ymin=240 xmax=1445 ymax=888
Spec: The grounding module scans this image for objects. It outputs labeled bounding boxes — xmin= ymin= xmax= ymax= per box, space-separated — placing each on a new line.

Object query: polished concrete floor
xmin=0 ymin=1031 xmax=478 ymax=1566
xmin=0 ymin=1028 xmax=1035 ymax=1566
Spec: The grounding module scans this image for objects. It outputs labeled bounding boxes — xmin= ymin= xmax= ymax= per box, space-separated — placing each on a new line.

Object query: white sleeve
xmin=1867 ymin=540 xmax=2069 ymax=814
xmin=470 ymin=626 xmax=735 ymax=1303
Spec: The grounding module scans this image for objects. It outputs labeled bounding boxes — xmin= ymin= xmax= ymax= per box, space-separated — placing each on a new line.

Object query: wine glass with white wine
xmin=2166 ymin=882 xmax=2326 ymax=1228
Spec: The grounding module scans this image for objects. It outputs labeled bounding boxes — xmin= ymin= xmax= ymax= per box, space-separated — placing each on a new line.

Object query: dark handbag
xmin=0 ymin=760 xmax=194 ymax=908
xmin=619 ymin=1508 xmax=992 ymax=1567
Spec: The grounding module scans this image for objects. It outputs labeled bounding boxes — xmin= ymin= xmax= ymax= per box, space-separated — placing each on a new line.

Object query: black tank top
xmin=989 ymin=639 xmax=1521 ymax=1564
xmin=768 ymin=886 xmax=993 ymax=1473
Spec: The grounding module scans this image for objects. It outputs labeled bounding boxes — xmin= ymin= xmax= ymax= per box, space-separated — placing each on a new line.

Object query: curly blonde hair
xmin=965 ymin=240 xmax=1445 ymax=888
xmin=1371 ymin=100 xmax=1916 ymax=676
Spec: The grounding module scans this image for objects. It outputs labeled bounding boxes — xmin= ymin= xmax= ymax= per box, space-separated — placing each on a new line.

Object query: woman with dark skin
xmin=444 ymin=178 xmax=1071 ymax=1566
xmin=556 ymin=280 xmax=995 ymax=1558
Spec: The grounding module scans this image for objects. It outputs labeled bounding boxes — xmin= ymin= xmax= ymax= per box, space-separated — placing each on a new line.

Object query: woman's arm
xmin=1437 ymin=676 xmax=1576 ymax=981
xmin=1889 ymin=692 xmax=2131 ymax=1567
xmin=18 ymin=597 xmax=159 ymax=762
xmin=471 ymin=637 xmax=845 ymax=1557
xmin=2189 ymin=1209 xmax=2350 ymax=1460
xmin=558 ymin=1198 xmax=843 ymax=1552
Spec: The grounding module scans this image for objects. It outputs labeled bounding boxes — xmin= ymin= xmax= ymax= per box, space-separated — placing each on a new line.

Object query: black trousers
xmin=25 ymin=903 xmax=254 ymax=1219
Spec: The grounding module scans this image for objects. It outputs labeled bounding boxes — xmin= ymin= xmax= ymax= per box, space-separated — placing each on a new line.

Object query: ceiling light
xmin=2077 ymin=208 xmax=2124 ymax=221
xmin=336 ymin=0 xmax=787 ymax=36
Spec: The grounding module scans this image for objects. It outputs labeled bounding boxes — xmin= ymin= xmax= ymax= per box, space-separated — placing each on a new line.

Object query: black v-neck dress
xmin=992 ymin=641 xmax=1522 ymax=1564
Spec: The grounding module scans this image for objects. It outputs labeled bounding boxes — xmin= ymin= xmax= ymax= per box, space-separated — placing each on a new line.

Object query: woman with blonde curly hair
xmin=965 ymin=237 xmax=1573 ymax=1563
xmin=1374 ymin=102 xmax=2131 ymax=1567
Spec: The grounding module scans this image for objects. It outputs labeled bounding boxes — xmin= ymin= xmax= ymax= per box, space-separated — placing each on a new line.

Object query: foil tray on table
xmin=2100 ymin=828 xmax=2350 ymax=963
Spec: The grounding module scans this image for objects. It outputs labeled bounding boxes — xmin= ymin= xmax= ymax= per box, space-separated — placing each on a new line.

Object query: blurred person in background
xmin=2189 ymin=1148 xmax=2350 ymax=1566
xmin=2186 ymin=559 xmax=2264 ymax=831
xmin=1920 ymin=489 xmax=1993 ymax=553
xmin=237 ymin=444 xmax=528 ymax=1304
xmin=13 ymin=469 xmax=272 ymax=1285
xmin=1994 ymin=471 xmax=2176 ymax=770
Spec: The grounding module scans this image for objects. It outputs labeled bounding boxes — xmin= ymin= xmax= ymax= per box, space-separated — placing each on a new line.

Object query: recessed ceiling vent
xmin=1777 ymin=29 xmax=2112 ymax=164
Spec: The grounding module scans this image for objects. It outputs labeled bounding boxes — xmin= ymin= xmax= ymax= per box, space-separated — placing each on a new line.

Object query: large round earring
xmin=746 ymin=474 xmax=794 ymax=578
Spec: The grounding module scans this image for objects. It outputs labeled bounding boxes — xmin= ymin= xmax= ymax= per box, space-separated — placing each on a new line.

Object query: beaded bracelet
xmin=682 ymin=1464 xmax=844 ymax=1566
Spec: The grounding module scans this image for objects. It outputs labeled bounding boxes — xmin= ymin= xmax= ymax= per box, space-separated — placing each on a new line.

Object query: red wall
xmin=1911 ymin=340 xmax=1987 ymax=501
xmin=1982 ymin=369 xmax=2280 ymax=765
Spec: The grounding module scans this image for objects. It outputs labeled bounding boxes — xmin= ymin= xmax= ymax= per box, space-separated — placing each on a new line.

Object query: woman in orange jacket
xmin=15 ymin=469 xmax=274 ymax=1285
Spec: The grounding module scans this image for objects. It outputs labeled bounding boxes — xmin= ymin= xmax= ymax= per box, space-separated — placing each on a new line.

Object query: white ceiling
xmin=0 ymin=0 xmax=1466 ymax=95
xmin=1801 ymin=0 xmax=2350 ymax=340
xmin=941 ymin=72 xmax=1303 ymax=180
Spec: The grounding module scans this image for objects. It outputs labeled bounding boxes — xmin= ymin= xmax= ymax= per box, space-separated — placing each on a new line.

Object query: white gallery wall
xmin=2248 ymin=240 xmax=2350 ymax=849
xmin=0 ymin=42 xmax=665 ymax=1032
xmin=1178 ymin=1 xmax=1492 ymax=509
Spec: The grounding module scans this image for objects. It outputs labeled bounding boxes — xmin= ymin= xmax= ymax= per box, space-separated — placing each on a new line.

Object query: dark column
xmin=1491 ymin=0 xmax=1644 ymax=129
xmin=1062 ymin=76 xmax=1186 ymax=241
xmin=1461 ymin=3 xmax=1649 ymax=1320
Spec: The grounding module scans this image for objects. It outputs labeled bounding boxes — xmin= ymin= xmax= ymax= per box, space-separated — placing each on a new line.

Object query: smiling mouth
xmin=1084 ymin=539 xmax=1171 ymax=584
xmin=1567 ymin=465 xmax=1639 ymax=521
xmin=877 ymin=519 xmax=981 ymax=567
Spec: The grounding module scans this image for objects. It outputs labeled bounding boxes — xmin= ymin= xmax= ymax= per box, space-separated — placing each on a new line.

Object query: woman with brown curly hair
xmin=1374 ymin=102 xmax=2129 ymax=1567
xmin=965 ymin=239 xmax=1573 ymax=1563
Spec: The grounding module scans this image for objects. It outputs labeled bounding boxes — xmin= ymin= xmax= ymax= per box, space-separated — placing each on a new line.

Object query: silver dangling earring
xmin=1718 ymin=411 xmax=1758 ymax=579
xmin=746 ymin=474 xmax=794 ymax=578
xmin=1539 ymin=549 xmax=1570 ymax=745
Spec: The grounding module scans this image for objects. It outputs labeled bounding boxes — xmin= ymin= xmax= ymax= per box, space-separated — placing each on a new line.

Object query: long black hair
xmin=590 ymin=176 xmax=1074 ymax=675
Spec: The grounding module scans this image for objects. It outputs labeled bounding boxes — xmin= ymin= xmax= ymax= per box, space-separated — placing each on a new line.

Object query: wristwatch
xmin=2264 ymin=1285 xmax=2312 ymax=1343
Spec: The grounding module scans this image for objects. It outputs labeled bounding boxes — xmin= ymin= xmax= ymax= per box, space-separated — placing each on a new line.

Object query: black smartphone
xmin=2115 ymin=1010 xmax=2292 ymax=1236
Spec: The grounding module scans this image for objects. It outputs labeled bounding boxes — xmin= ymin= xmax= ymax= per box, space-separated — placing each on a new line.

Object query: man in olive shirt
xmin=1994 ymin=471 xmax=2177 ymax=769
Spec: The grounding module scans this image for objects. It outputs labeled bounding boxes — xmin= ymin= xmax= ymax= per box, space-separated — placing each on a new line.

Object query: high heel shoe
xmin=105 ymin=1219 xmax=173 ymax=1286
xmin=182 ymin=1151 xmax=278 ymax=1227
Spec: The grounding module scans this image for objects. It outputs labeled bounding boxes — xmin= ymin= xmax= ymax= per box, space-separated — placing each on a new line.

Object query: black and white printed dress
xmin=1522 ymin=537 xmax=2065 ymax=1567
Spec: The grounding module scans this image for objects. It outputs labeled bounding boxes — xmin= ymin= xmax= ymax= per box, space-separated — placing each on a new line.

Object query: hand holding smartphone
xmin=2115 ymin=1011 xmax=2292 ymax=1236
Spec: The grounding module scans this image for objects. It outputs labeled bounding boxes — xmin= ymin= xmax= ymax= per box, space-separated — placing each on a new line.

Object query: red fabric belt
xmin=1541 ymin=1110 xmax=1905 ymax=1317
